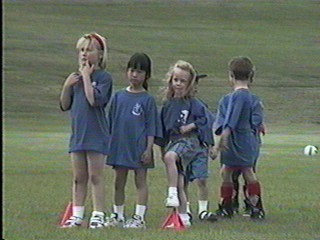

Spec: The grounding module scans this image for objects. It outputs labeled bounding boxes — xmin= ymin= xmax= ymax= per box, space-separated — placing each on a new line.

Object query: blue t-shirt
xmin=215 ymin=89 xmax=263 ymax=167
xmin=197 ymin=99 xmax=215 ymax=146
xmin=68 ymin=69 xmax=113 ymax=155
xmin=156 ymin=97 xmax=207 ymax=147
xmin=107 ymin=89 xmax=161 ymax=169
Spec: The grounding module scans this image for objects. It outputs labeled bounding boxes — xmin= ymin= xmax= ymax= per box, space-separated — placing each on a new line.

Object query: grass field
xmin=3 ymin=0 xmax=320 ymax=239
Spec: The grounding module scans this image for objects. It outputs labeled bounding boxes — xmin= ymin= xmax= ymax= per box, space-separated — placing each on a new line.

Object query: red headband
xmin=89 ymin=34 xmax=104 ymax=51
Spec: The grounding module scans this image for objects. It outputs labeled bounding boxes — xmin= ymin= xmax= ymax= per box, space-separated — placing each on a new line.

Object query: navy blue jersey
xmin=107 ymin=89 xmax=161 ymax=169
xmin=156 ymin=97 xmax=207 ymax=147
xmin=69 ymin=69 xmax=112 ymax=154
xmin=215 ymin=89 xmax=263 ymax=167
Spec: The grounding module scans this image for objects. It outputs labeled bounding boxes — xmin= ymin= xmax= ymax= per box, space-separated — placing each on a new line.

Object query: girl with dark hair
xmin=105 ymin=53 xmax=161 ymax=229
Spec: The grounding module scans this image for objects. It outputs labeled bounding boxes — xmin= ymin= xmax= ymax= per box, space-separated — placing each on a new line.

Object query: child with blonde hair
xmin=156 ymin=60 xmax=208 ymax=227
xmin=60 ymin=33 xmax=112 ymax=228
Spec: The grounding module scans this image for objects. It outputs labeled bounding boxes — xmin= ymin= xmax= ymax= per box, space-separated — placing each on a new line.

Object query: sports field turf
xmin=3 ymin=0 xmax=320 ymax=239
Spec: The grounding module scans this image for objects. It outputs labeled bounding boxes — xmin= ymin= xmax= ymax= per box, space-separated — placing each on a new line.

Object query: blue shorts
xmin=166 ymin=137 xmax=201 ymax=174
xmin=185 ymin=145 xmax=209 ymax=182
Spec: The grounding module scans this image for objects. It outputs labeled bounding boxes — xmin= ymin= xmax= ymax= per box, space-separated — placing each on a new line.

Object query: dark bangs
xmin=127 ymin=53 xmax=152 ymax=79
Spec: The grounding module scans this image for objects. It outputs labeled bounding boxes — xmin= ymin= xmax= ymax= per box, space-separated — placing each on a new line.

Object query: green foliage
xmin=3 ymin=0 xmax=320 ymax=239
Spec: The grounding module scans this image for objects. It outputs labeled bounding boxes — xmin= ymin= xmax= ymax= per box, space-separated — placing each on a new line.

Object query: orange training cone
xmin=161 ymin=208 xmax=185 ymax=230
xmin=59 ymin=201 xmax=72 ymax=227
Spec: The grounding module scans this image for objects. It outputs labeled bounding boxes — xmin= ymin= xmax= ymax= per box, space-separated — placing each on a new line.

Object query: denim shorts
xmin=185 ymin=145 xmax=209 ymax=181
xmin=166 ymin=137 xmax=202 ymax=174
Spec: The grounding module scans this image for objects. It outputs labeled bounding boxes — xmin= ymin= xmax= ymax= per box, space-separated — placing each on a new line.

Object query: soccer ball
xmin=303 ymin=145 xmax=318 ymax=156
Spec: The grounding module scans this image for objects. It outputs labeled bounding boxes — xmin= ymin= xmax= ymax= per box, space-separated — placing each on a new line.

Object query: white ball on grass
xmin=303 ymin=145 xmax=318 ymax=156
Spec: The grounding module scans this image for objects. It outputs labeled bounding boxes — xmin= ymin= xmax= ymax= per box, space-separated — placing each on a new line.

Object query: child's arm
xmin=179 ymin=123 xmax=196 ymax=134
xmin=210 ymin=127 xmax=231 ymax=160
xmin=216 ymin=127 xmax=230 ymax=150
xmin=141 ymin=136 xmax=155 ymax=164
xmin=179 ymin=99 xmax=207 ymax=134
xmin=80 ymin=60 xmax=95 ymax=106
xmin=59 ymin=72 xmax=80 ymax=111
xmin=252 ymin=100 xmax=265 ymax=135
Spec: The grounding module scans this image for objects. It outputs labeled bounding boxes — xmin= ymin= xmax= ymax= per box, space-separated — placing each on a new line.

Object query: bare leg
xmin=134 ymin=169 xmax=148 ymax=206
xmin=87 ymin=151 xmax=106 ymax=212
xmin=71 ymin=151 xmax=88 ymax=206
xmin=196 ymin=178 xmax=208 ymax=201
xmin=114 ymin=168 xmax=129 ymax=206
xmin=183 ymin=178 xmax=193 ymax=214
xmin=242 ymin=168 xmax=257 ymax=183
xmin=195 ymin=178 xmax=209 ymax=215
xmin=163 ymin=151 xmax=179 ymax=187
xmin=232 ymin=170 xmax=242 ymax=212
xmin=220 ymin=165 xmax=233 ymax=183
xmin=133 ymin=169 xmax=148 ymax=220
xmin=177 ymin=174 xmax=187 ymax=214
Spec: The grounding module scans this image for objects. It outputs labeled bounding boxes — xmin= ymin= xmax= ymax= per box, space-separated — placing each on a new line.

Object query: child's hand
xmin=217 ymin=138 xmax=228 ymax=151
xmin=79 ymin=60 xmax=94 ymax=77
xmin=258 ymin=124 xmax=266 ymax=136
xmin=179 ymin=123 xmax=194 ymax=134
xmin=141 ymin=149 xmax=153 ymax=164
xmin=209 ymin=147 xmax=219 ymax=160
xmin=65 ymin=72 xmax=80 ymax=86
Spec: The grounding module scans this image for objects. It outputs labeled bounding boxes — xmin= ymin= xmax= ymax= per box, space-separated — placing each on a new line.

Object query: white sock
xmin=113 ymin=205 xmax=124 ymax=219
xmin=198 ymin=200 xmax=208 ymax=214
xmin=73 ymin=205 xmax=85 ymax=219
xmin=186 ymin=202 xmax=192 ymax=214
xmin=135 ymin=205 xmax=147 ymax=220
xmin=179 ymin=213 xmax=190 ymax=221
xmin=168 ymin=187 xmax=178 ymax=195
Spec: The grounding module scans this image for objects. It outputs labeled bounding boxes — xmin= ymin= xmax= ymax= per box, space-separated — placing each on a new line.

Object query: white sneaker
xmin=89 ymin=213 xmax=106 ymax=229
xmin=105 ymin=213 xmax=125 ymax=228
xmin=165 ymin=194 xmax=180 ymax=207
xmin=123 ymin=215 xmax=146 ymax=229
xmin=61 ymin=216 xmax=83 ymax=228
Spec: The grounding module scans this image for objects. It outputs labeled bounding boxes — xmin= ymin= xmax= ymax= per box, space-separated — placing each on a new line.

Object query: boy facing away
xmin=211 ymin=56 xmax=265 ymax=219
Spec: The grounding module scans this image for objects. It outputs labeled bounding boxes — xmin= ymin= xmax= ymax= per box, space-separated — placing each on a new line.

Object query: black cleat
xmin=250 ymin=207 xmax=265 ymax=219
xmin=198 ymin=211 xmax=218 ymax=222
xmin=232 ymin=198 xmax=239 ymax=214
xmin=215 ymin=204 xmax=233 ymax=218
xmin=242 ymin=199 xmax=252 ymax=217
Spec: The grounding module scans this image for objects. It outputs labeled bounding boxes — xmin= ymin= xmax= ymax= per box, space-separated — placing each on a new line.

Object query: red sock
xmin=247 ymin=181 xmax=263 ymax=208
xmin=247 ymin=181 xmax=261 ymax=196
xmin=220 ymin=183 xmax=233 ymax=205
